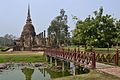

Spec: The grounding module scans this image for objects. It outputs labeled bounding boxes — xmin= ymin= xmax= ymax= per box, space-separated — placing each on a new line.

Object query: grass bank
xmin=54 ymin=70 xmax=120 ymax=80
xmin=65 ymin=46 xmax=117 ymax=51
xmin=0 ymin=51 xmax=46 ymax=63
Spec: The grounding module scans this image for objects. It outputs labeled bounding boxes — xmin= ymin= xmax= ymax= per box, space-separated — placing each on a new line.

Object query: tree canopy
xmin=72 ymin=7 xmax=120 ymax=50
xmin=0 ymin=34 xmax=17 ymax=47
xmin=48 ymin=9 xmax=70 ymax=48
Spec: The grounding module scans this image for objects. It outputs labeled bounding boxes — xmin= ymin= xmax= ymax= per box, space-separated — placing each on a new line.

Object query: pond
xmin=0 ymin=63 xmax=71 ymax=80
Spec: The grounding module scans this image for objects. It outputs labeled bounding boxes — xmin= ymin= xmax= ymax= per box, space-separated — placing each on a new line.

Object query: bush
xmin=76 ymin=66 xmax=90 ymax=74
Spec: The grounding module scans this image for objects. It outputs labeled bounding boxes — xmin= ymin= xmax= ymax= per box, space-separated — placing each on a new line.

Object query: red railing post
xmin=78 ymin=47 xmax=80 ymax=53
xmin=115 ymin=48 xmax=119 ymax=65
xmin=62 ymin=48 xmax=64 ymax=59
xmin=92 ymin=52 xmax=96 ymax=69
xmin=74 ymin=48 xmax=76 ymax=61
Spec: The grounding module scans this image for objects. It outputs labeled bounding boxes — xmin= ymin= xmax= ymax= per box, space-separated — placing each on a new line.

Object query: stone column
xmin=45 ymin=55 xmax=48 ymax=62
xmin=42 ymin=32 xmax=44 ymax=47
xmin=50 ymin=57 xmax=53 ymax=64
xmin=62 ymin=61 xmax=65 ymax=72
xmin=55 ymin=58 xmax=57 ymax=66
xmin=73 ymin=64 xmax=75 ymax=76
xmin=70 ymin=62 xmax=75 ymax=76
xmin=44 ymin=30 xmax=46 ymax=47
xmin=66 ymin=61 xmax=70 ymax=69
xmin=42 ymin=32 xmax=43 ymax=38
xmin=44 ymin=30 xmax=46 ymax=38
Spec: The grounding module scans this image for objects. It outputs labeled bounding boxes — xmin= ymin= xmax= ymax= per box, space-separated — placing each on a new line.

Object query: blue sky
xmin=0 ymin=0 xmax=120 ymax=37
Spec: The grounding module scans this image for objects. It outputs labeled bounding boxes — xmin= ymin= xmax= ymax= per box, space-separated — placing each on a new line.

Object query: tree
xmin=115 ymin=20 xmax=120 ymax=46
xmin=72 ymin=15 xmax=97 ymax=50
xmin=72 ymin=7 xmax=117 ymax=50
xmin=4 ymin=34 xmax=17 ymax=40
xmin=48 ymin=9 xmax=69 ymax=47
xmin=92 ymin=7 xmax=116 ymax=48
xmin=0 ymin=34 xmax=17 ymax=46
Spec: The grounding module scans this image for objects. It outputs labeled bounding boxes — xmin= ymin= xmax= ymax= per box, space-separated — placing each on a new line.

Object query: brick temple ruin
xmin=14 ymin=5 xmax=46 ymax=51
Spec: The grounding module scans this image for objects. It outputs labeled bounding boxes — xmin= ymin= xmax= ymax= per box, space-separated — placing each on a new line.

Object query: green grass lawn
xmin=65 ymin=46 xmax=118 ymax=51
xmin=0 ymin=51 xmax=46 ymax=63
xmin=54 ymin=70 xmax=120 ymax=80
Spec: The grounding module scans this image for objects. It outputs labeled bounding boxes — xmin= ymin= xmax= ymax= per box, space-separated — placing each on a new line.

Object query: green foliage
xmin=76 ymin=66 xmax=90 ymax=74
xmin=72 ymin=7 xmax=120 ymax=49
xmin=0 ymin=34 xmax=16 ymax=47
xmin=48 ymin=9 xmax=70 ymax=47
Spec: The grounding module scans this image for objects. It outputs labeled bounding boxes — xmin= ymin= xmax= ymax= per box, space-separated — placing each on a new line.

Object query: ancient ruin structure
xmin=20 ymin=5 xmax=36 ymax=51
xmin=35 ymin=30 xmax=46 ymax=47
xmin=13 ymin=5 xmax=46 ymax=51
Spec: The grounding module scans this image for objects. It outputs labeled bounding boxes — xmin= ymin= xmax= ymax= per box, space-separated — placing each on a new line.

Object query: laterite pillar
xmin=62 ymin=61 xmax=65 ymax=72
xmin=50 ymin=57 xmax=53 ymax=64
xmin=70 ymin=62 xmax=75 ymax=76
xmin=55 ymin=58 xmax=57 ymax=66
xmin=73 ymin=64 xmax=76 ymax=76
xmin=45 ymin=55 xmax=48 ymax=62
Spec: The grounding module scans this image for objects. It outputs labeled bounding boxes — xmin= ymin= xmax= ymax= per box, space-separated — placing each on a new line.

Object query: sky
xmin=0 ymin=0 xmax=120 ymax=37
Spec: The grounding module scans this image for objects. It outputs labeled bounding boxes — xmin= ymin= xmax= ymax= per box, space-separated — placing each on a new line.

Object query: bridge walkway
xmin=96 ymin=62 xmax=120 ymax=78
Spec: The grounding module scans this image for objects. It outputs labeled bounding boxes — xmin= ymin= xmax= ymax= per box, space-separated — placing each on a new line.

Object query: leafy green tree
xmin=93 ymin=7 xmax=116 ymax=48
xmin=72 ymin=7 xmax=117 ymax=50
xmin=72 ymin=15 xmax=97 ymax=50
xmin=115 ymin=20 xmax=120 ymax=46
xmin=0 ymin=34 xmax=17 ymax=47
xmin=48 ymin=9 xmax=69 ymax=47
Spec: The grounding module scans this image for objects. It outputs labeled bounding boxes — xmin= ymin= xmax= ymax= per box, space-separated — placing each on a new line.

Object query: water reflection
xmin=22 ymin=67 xmax=51 ymax=80
xmin=0 ymin=64 xmax=71 ymax=80
xmin=32 ymin=68 xmax=51 ymax=80
xmin=22 ymin=67 xmax=34 ymax=80
xmin=0 ymin=64 xmax=51 ymax=80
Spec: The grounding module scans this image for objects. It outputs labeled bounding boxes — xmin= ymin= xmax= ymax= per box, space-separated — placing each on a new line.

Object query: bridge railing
xmin=44 ymin=48 xmax=96 ymax=69
xmin=96 ymin=49 xmax=119 ymax=65
xmin=44 ymin=48 xmax=119 ymax=68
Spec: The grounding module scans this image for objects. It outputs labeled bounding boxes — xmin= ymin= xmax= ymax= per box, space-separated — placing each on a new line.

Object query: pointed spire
xmin=26 ymin=4 xmax=32 ymax=23
xmin=28 ymin=4 xmax=31 ymax=18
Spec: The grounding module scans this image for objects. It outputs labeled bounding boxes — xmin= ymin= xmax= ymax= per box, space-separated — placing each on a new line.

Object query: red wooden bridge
xmin=44 ymin=48 xmax=119 ymax=69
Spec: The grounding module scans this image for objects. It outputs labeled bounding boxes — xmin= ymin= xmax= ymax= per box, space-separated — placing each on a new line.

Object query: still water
xmin=0 ymin=63 xmax=71 ymax=80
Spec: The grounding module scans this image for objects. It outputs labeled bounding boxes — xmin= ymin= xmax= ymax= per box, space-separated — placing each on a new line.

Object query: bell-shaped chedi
xmin=20 ymin=5 xmax=36 ymax=51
